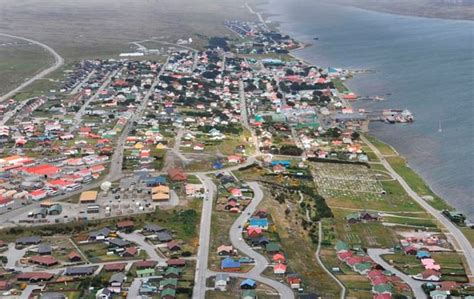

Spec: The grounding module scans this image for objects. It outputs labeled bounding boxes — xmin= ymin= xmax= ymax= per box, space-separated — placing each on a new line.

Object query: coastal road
xmin=0 ymin=33 xmax=64 ymax=102
xmin=367 ymin=248 xmax=426 ymax=299
xmin=361 ymin=135 xmax=474 ymax=279
xmin=192 ymin=174 xmax=217 ymax=299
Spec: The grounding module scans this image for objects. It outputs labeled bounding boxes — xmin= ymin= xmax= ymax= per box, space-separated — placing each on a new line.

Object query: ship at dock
xmin=383 ymin=109 xmax=414 ymax=123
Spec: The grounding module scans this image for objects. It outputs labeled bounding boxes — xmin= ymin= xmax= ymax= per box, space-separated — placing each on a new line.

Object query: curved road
xmin=367 ymin=248 xmax=426 ymax=299
xmin=362 ymin=135 xmax=474 ymax=279
xmin=225 ymin=181 xmax=294 ymax=299
xmin=0 ymin=33 xmax=64 ymax=102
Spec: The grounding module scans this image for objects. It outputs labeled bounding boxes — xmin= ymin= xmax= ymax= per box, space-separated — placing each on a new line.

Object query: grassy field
xmin=365 ymin=135 xmax=451 ymax=210
xmin=385 ymin=156 xmax=450 ymax=210
xmin=0 ymin=36 xmax=53 ymax=95
xmin=0 ymin=0 xmax=254 ymax=61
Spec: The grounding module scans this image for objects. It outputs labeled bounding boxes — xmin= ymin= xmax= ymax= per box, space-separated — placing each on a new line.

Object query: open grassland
xmin=0 ymin=36 xmax=53 ymax=95
xmin=0 ymin=0 xmax=254 ymax=61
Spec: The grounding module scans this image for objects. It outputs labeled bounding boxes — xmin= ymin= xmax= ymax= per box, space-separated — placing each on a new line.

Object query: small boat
xmin=313 ymin=37 xmax=319 ymax=40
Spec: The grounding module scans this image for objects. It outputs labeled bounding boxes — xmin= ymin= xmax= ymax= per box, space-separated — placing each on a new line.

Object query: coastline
xmin=319 ymin=0 xmax=474 ymax=22
xmin=246 ymin=1 xmax=455 ymax=212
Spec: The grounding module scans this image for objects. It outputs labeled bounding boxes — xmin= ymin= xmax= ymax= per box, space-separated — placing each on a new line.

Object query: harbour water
xmin=260 ymin=0 xmax=474 ymax=219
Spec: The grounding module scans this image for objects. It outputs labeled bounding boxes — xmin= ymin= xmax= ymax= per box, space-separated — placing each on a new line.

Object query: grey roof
xmin=64 ymin=266 xmax=98 ymax=276
xmin=109 ymin=272 xmax=126 ymax=283
xmin=156 ymin=231 xmax=173 ymax=242
xmin=38 ymin=244 xmax=52 ymax=254
xmin=144 ymin=223 xmax=166 ymax=232
xmin=16 ymin=236 xmax=42 ymax=245
xmin=108 ymin=238 xmax=131 ymax=248
xmin=89 ymin=227 xmax=111 ymax=238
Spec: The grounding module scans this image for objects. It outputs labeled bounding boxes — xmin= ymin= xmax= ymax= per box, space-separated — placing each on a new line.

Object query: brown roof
xmin=134 ymin=260 xmax=157 ymax=269
xmin=167 ymin=258 xmax=186 ymax=266
xmin=167 ymin=240 xmax=181 ymax=250
xmin=17 ymin=272 xmax=54 ymax=281
xmin=30 ymin=255 xmax=58 ymax=266
xmin=68 ymin=251 xmax=82 ymax=261
xmin=124 ymin=246 xmax=138 ymax=256
xmin=104 ymin=262 xmax=127 ymax=272
xmin=167 ymin=168 xmax=187 ymax=181
xmin=117 ymin=220 xmax=134 ymax=228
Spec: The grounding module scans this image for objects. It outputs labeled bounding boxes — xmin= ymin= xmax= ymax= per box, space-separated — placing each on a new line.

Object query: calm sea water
xmin=261 ymin=0 xmax=474 ymax=219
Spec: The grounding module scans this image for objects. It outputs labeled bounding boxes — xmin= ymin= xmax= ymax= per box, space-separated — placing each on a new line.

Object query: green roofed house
xmin=345 ymin=213 xmax=361 ymax=224
xmin=353 ymin=262 xmax=372 ymax=275
xmin=161 ymin=288 xmax=176 ymax=299
xmin=265 ymin=242 xmax=280 ymax=253
xmin=136 ymin=268 xmax=155 ymax=278
xmin=164 ymin=267 xmax=181 ymax=278
xmin=160 ymin=278 xmax=178 ymax=289
xmin=372 ymin=283 xmax=393 ymax=294
xmin=242 ymin=289 xmax=257 ymax=299
xmin=335 ymin=240 xmax=349 ymax=253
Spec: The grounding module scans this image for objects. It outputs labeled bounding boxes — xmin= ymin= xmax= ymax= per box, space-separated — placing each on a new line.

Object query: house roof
xmin=240 ymin=278 xmax=256 ymax=287
xmin=221 ymin=257 xmax=240 ymax=269
xmin=104 ymin=262 xmax=127 ymax=271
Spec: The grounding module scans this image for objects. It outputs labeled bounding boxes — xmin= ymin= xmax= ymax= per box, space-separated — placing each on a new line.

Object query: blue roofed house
xmin=146 ymin=176 xmax=167 ymax=187
xmin=248 ymin=218 xmax=269 ymax=230
xmin=416 ymin=250 xmax=431 ymax=260
xmin=240 ymin=278 xmax=257 ymax=289
xmin=271 ymin=160 xmax=290 ymax=167
xmin=221 ymin=257 xmax=241 ymax=272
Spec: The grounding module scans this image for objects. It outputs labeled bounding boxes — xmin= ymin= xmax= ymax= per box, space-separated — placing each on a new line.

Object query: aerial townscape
xmin=0 ymin=1 xmax=472 ymax=299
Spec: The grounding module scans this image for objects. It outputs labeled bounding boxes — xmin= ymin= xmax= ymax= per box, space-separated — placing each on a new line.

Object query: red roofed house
xmin=30 ymin=255 xmax=58 ymax=267
xmin=247 ymin=227 xmax=262 ymax=238
xmin=272 ymin=253 xmax=286 ymax=264
xmin=25 ymin=164 xmax=61 ymax=176
xmin=274 ymin=263 xmax=287 ymax=275
xmin=122 ymin=246 xmax=138 ymax=257
xmin=46 ymin=179 xmax=76 ymax=190
xmin=29 ymin=189 xmax=47 ymax=201
xmin=167 ymin=168 xmax=187 ymax=181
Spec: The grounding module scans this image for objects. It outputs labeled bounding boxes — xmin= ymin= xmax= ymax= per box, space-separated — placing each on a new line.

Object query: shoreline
xmin=247 ymin=1 xmax=457 ymax=215
xmin=320 ymin=0 xmax=474 ymax=22
xmin=246 ymin=0 xmax=474 ymax=278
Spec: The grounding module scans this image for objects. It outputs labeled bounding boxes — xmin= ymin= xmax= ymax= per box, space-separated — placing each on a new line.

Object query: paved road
xmin=0 ymin=33 xmax=64 ymax=102
xmin=239 ymin=80 xmax=260 ymax=154
xmin=192 ymin=174 xmax=217 ymax=299
xmin=68 ymin=68 xmax=120 ymax=134
xmin=204 ymin=182 xmax=294 ymax=299
xmin=118 ymin=231 xmax=166 ymax=262
xmin=367 ymin=248 xmax=426 ymax=299
xmin=362 ymin=135 xmax=474 ymax=279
